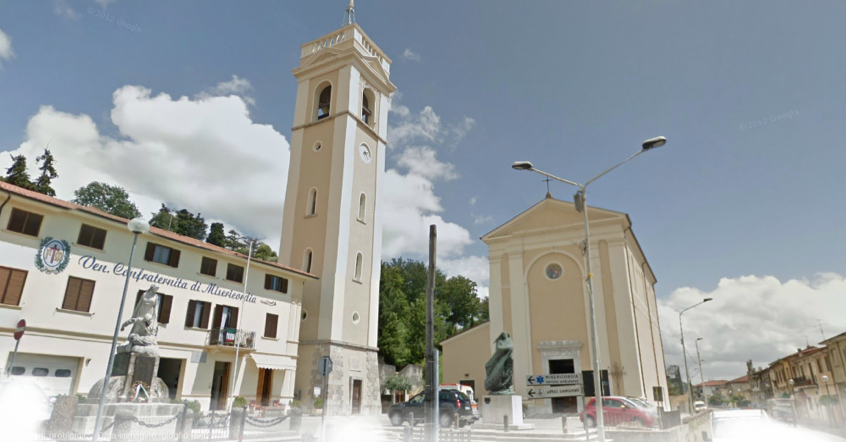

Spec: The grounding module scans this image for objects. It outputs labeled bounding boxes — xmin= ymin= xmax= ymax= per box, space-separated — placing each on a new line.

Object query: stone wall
xmin=305 ymin=342 xmax=381 ymax=416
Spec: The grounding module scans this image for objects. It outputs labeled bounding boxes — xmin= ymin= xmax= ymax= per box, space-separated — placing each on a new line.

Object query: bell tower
xmin=279 ymin=4 xmax=396 ymax=415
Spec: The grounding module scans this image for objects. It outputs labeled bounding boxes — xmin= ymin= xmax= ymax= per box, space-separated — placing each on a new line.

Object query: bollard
xmin=561 ymin=415 xmax=567 ymax=433
xmin=238 ymin=405 xmax=247 ymax=441
xmin=403 ymin=425 xmax=412 ymax=442
xmin=454 ymin=412 xmax=459 ymax=429
xmin=409 ymin=412 xmax=414 ymax=427
xmin=503 ymin=414 xmax=509 ymax=432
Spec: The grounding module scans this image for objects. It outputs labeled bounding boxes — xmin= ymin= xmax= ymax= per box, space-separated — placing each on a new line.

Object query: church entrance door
xmin=351 ymin=380 xmax=362 ymax=414
xmin=549 ymin=359 xmax=578 ymax=414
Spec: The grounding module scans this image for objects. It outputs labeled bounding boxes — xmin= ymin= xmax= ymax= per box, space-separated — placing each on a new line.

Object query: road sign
xmin=526 ymin=384 xmax=583 ymax=399
xmin=13 ymin=319 xmax=26 ymax=341
xmin=526 ymin=373 xmax=581 ymax=386
xmin=319 ymin=356 xmax=333 ymax=376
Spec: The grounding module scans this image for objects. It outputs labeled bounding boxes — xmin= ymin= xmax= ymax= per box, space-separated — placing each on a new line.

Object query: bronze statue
xmin=485 ymin=331 xmax=515 ymax=395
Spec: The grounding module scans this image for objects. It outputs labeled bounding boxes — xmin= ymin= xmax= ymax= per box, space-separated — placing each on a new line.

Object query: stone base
xmin=73 ymin=403 xmax=183 ymax=438
xmin=481 ymin=395 xmax=524 ymax=426
xmin=85 ymin=376 xmax=170 ymax=404
xmin=298 ymin=342 xmax=382 ymax=416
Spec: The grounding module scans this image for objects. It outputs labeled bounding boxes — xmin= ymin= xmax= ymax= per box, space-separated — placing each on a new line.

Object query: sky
xmin=1 ymin=0 xmax=846 ymax=382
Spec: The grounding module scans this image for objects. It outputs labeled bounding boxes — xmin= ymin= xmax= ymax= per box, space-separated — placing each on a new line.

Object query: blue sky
xmin=2 ymin=1 xmax=845 ymax=379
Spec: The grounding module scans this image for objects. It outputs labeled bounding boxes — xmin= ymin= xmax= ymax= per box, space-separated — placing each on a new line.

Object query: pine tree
xmin=207 ymin=223 xmax=227 ymax=247
xmin=4 ymin=154 xmax=35 ymax=190
xmin=73 ymin=182 xmax=142 ymax=219
xmin=34 ymin=148 xmax=58 ymax=196
xmin=149 ymin=204 xmax=176 ymax=231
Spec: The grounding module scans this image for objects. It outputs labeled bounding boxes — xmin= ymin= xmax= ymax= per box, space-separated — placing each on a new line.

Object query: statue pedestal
xmin=481 ymin=395 xmax=532 ymax=429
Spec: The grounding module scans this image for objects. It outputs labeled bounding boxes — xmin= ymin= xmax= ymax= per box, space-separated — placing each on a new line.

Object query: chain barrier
xmin=244 ymin=415 xmax=289 ymax=428
xmin=57 ymin=420 xmax=117 ymax=439
xmin=119 ymin=412 xmax=181 ymax=428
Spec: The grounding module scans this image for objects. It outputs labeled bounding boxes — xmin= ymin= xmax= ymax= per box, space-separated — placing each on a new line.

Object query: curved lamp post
xmin=679 ymin=298 xmax=712 ymax=414
xmin=92 ymin=218 xmax=150 ymax=442
xmin=511 ymin=136 xmax=667 ymax=442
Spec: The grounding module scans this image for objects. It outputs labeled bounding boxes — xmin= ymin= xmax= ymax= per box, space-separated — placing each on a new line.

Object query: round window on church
xmin=359 ymin=144 xmax=372 ymax=164
xmin=545 ymin=263 xmax=563 ymax=280
xmin=313 ymin=142 xmax=322 ymax=152
xmin=301 ymin=310 xmax=308 ymax=321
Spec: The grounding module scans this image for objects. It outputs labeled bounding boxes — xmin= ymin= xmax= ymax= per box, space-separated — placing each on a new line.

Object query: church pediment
xmin=299 ymin=48 xmax=344 ymax=69
xmin=482 ymin=197 xmax=624 ymax=241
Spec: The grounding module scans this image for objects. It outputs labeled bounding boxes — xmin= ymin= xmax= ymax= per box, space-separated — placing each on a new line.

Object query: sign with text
xmin=526 ymin=373 xmax=581 ymax=386
xmin=527 ymin=384 xmax=583 ymax=399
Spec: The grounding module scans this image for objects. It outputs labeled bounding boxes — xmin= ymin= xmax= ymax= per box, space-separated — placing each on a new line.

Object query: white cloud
xmin=440 ymin=255 xmax=490 ymax=299
xmin=0 ymin=28 xmax=13 ymax=67
xmin=657 ymin=273 xmax=846 ymax=382
xmin=1 ymin=83 xmax=289 ymax=246
xmin=469 ymin=196 xmax=477 ymax=206
xmin=396 ymin=146 xmax=458 ymax=181
xmin=448 ymin=116 xmax=476 ymax=147
xmin=93 ymin=0 xmax=116 ymax=7
xmin=389 ymin=106 xmax=442 ymax=148
xmin=401 ymin=48 xmax=422 ymax=63
xmin=195 ymin=75 xmax=256 ymax=107
xmin=381 ymin=169 xmax=473 ymax=259
xmin=53 ymin=0 xmax=80 ymax=20
xmin=472 ymin=213 xmax=494 ymax=225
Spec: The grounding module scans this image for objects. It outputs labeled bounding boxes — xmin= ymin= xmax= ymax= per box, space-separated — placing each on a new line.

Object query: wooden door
xmin=210 ymin=361 xmax=230 ymax=410
xmin=352 ymin=380 xmax=362 ymax=414
xmin=256 ymin=368 xmax=273 ymax=407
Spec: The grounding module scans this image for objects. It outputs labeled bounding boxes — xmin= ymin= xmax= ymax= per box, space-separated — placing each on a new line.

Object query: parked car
xmin=439 ymin=384 xmax=478 ymax=416
xmin=694 ymin=400 xmax=708 ymax=412
xmin=580 ymin=396 xmax=658 ymax=427
xmin=388 ymin=389 xmax=477 ymax=428
xmin=706 ymin=409 xmax=772 ymax=442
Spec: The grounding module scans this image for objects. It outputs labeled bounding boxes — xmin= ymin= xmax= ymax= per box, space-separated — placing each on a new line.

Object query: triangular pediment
xmin=299 ymin=48 xmax=344 ymax=69
xmin=482 ymin=197 xmax=625 ymax=241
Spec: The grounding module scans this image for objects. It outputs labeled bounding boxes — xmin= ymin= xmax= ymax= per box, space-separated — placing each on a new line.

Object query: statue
xmin=116 ymin=285 xmax=159 ymax=357
xmin=485 ymin=331 xmax=515 ymax=395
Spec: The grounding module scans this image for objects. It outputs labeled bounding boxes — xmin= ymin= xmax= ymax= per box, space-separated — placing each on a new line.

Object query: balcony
xmin=205 ymin=328 xmax=256 ymax=352
xmin=792 ymin=376 xmax=816 ymax=388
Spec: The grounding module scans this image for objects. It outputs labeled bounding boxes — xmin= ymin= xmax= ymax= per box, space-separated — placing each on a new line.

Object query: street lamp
xmin=695 ymin=338 xmax=707 ymax=406
xmin=511 ymin=136 xmax=667 ymax=442
xmin=679 ymin=298 xmax=712 ymax=414
xmin=92 ymin=218 xmax=150 ymax=442
xmin=822 ymin=375 xmax=833 ymax=427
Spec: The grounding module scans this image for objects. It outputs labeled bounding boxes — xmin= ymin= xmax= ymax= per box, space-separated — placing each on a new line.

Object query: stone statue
xmin=116 ymin=285 xmax=159 ymax=357
xmin=485 ymin=331 xmax=515 ymax=395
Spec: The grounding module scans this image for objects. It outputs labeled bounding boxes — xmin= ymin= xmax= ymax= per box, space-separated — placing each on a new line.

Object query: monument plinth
xmin=477 ymin=332 xmax=534 ymax=430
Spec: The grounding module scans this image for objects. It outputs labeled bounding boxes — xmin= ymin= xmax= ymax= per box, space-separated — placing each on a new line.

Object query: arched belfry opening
xmin=316 ymin=84 xmax=332 ymax=121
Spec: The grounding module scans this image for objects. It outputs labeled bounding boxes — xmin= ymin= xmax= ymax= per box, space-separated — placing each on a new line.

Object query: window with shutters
xmin=185 ymin=300 xmax=212 ymax=329
xmin=0 ymin=266 xmax=28 ymax=306
xmin=226 ymin=264 xmax=244 ymax=283
xmin=144 ymin=242 xmax=180 ymax=267
xmin=212 ymin=304 xmax=239 ymax=329
xmin=7 ymin=208 xmax=43 ymax=237
xmin=77 ymin=224 xmax=107 ymax=250
xmin=264 ymin=274 xmax=288 ymax=293
xmin=264 ymin=313 xmax=278 ymax=339
xmin=62 ymin=277 xmax=96 ymax=312
xmin=200 ymin=257 xmax=217 ymax=277
xmin=135 ymin=290 xmax=173 ymax=324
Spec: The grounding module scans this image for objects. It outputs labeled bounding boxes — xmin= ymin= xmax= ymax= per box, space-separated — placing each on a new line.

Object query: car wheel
xmin=586 ymin=415 xmax=596 ymax=428
xmin=633 ymin=417 xmax=645 ymax=427
xmin=440 ymin=412 xmax=455 ymax=428
xmin=390 ymin=413 xmax=403 ymax=426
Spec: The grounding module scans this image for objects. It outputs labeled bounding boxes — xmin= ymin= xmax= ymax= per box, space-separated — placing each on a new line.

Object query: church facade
xmin=442 ymin=196 xmax=670 ymax=414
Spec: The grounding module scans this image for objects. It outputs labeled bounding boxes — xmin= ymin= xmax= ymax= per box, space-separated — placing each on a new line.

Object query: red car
xmin=580 ymin=397 xmax=658 ymax=427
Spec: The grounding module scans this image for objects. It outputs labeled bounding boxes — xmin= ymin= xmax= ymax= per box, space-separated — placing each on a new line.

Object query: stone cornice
xmin=292 ymin=111 xmax=388 ymax=145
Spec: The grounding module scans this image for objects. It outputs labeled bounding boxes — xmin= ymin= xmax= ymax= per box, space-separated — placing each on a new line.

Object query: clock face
xmin=359 ymin=144 xmax=372 ymax=163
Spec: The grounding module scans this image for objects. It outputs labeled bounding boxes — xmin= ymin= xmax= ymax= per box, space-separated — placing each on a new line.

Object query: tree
xmin=33 ymin=148 xmax=58 ymax=196
xmin=4 ymin=154 xmax=35 ymax=190
xmin=149 ymin=204 xmax=176 ymax=231
xmin=383 ymin=375 xmax=413 ymax=404
xmin=72 ymin=182 xmax=142 ymax=219
xmin=173 ymin=209 xmax=207 ymax=240
xmin=378 ymin=262 xmax=412 ymax=367
xmin=253 ymin=243 xmax=278 ymax=262
xmin=207 ymin=222 xmax=227 ymax=247
xmin=438 ymin=275 xmax=485 ymax=336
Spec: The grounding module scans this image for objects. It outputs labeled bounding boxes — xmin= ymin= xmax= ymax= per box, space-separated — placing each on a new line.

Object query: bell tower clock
xmin=279 ymin=4 xmax=396 ymax=415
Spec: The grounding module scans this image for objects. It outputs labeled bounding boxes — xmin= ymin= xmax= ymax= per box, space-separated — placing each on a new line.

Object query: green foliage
xmin=233 ymin=396 xmax=247 ymax=408
xmin=150 ymin=204 xmax=177 ymax=230
xmin=709 ymin=396 xmax=724 ymax=406
xmin=186 ymin=400 xmax=202 ymax=423
xmin=34 ymin=148 xmax=58 ymax=196
xmin=290 ymin=399 xmax=302 ymax=409
xmin=4 ymin=154 xmax=35 ymax=190
xmin=72 ymin=182 xmax=142 ymax=219
xmin=207 ymin=222 xmax=227 ymax=247
xmin=781 ymin=392 xmax=790 ymax=398
xmin=383 ymin=374 xmax=413 ymax=394
xmin=313 ymin=397 xmax=324 ymax=409
xmin=253 ymin=243 xmax=278 ymax=262
xmin=149 ymin=205 xmax=208 ymax=240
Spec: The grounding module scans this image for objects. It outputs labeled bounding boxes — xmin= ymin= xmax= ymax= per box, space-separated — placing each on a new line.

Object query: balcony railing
xmin=206 ymin=328 xmax=256 ymax=350
xmin=792 ymin=376 xmax=816 ymax=387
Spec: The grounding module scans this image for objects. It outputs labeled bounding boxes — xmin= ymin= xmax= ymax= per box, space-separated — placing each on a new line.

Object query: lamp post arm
xmin=585 ymin=149 xmax=646 ymax=187
xmin=528 ymin=168 xmax=582 ymax=188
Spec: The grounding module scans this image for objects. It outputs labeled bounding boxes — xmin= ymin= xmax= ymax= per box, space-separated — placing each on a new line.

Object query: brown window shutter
xmin=200 ymin=302 xmax=212 ymax=329
xmin=264 ymin=274 xmax=272 ymax=290
xmin=256 ymin=368 xmax=266 ymax=398
xmin=229 ymin=307 xmax=239 ymax=329
xmin=93 ymin=228 xmax=107 ymax=249
xmin=212 ymin=305 xmax=223 ymax=330
xmin=159 ymin=295 xmax=173 ymax=324
xmin=145 ymin=242 xmax=156 ymax=261
xmin=169 ymin=249 xmax=181 ymax=268
xmin=265 ymin=314 xmax=278 ymax=338
xmin=78 ymin=279 xmax=95 ymax=312
xmin=185 ymin=300 xmax=197 ymax=327
xmin=281 ymin=278 xmax=289 ymax=294
xmin=2 ymin=269 xmax=27 ymax=306
xmin=62 ymin=277 xmax=82 ymax=310
xmin=0 ymin=268 xmax=10 ymax=304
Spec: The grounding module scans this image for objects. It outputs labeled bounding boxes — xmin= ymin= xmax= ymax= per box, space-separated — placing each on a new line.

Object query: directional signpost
xmin=527 ymin=384 xmax=583 ymax=399
xmin=6 ymin=319 xmax=25 ymax=378
xmin=527 ymin=373 xmax=581 ymax=386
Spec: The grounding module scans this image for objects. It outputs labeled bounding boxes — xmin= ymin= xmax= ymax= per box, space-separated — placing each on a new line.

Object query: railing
xmin=206 ymin=328 xmax=256 ymax=349
xmin=792 ymin=376 xmax=816 ymax=387
xmin=300 ymin=25 xmax=387 ymax=65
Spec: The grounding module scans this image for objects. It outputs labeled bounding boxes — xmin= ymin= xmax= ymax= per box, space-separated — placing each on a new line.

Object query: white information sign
xmin=526 ymin=384 xmax=583 ymax=399
xmin=526 ymin=373 xmax=581 ymax=386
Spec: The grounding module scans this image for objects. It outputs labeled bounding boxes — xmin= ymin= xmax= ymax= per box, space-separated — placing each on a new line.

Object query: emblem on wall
xmin=35 ymin=237 xmax=71 ymax=275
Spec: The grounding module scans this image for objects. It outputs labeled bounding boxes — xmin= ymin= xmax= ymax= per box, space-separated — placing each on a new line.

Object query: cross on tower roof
xmin=343 ymin=0 xmax=356 ymax=25
xmin=543 ymin=176 xmax=552 ymax=198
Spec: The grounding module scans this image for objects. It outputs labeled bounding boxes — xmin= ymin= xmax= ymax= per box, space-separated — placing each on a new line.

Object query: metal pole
xmin=92 ymin=231 xmax=140 ymax=442
xmin=679 ymin=314 xmax=693 ymax=415
xmin=696 ymin=340 xmax=706 ymax=406
xmin=425 ymin=225 xmax=437 ymax=442
xmin=320 ymin=372 xmax=328 ymax=441
xmin=6 ymin=339 xmax=20 ymax=377
xmin=229 ymin=240 xmax=254 ymax=412
xmin=579 ymin=188 xmax=605 ymax=442
xmin=434 ymin=349 xmax=440 ymax=442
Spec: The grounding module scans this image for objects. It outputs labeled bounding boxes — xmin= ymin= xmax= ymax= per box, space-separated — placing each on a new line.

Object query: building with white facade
xmin=0 ymin=181 xmax=314 ymax=411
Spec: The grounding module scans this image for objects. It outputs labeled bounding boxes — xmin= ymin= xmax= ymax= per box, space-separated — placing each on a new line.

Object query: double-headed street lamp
xmin=679 ymin=298 xmax=712 ymax=414
xmin=92 ymin=218 xmax=151 ymax=442
xmin=512 ymin=136 xmax=667 ymax=442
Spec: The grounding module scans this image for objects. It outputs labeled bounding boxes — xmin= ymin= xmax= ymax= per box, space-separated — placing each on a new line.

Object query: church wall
xmin=599 ymin=240 xmax=626 ymax=394
xmin=500 ymin=253 xmax=513 ymax=336
xmin=441 ymin=322 xmax=491 ymax=398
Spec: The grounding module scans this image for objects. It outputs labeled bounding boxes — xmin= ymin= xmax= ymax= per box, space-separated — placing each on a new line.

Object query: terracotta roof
xmin=695 ymin=380 xmax=729 ymax=387
xmin=0 ymin=181 xmax=317 ymax=279
xmin=728 ymin=375 xmax=749 ymax=384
